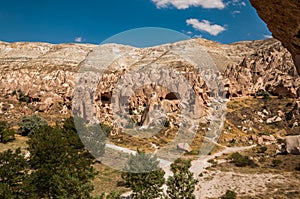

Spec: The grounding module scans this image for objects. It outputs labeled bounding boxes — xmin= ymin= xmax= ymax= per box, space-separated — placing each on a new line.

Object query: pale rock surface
xmin=0 ymin=38 xmax=299 ymax=124
xmin=285 ymin=135 xmax=300 ymax=155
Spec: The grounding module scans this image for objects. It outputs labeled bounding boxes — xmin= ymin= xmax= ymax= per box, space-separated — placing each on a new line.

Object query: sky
xmin=0 ymin=0 xmax=272 ymax=47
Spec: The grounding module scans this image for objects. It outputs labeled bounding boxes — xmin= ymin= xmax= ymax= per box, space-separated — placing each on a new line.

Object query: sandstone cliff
xmin=0 ymin=38 xmax=299 ymax=125
xmin=250 ymin=0 xmax=300 ymax=74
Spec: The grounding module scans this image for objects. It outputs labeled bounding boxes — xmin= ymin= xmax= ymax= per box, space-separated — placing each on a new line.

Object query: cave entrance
xmin=165 ymin=92 xmax=180 ymax=100
xmin=101 ymin=92 xmax=111 ymax=104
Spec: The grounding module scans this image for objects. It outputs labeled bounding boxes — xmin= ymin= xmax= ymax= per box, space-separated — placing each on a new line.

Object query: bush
xmin=0 ymin=121 xmax=15 ymax=143
xmin=106 ymin=191 xmax=121 ymax=199
xmin=257 ymin=146 xmax=268 ymax=153
xmin=125 ymin=120 xmax=134 ymax=129
xmin=0 ymin=148 xmax=28 ymax=198
xmin=27 ymin=123 xmax=97 ymax=198
xmin=208 ymin=159 xmax=218 ymax=167
xmin=95 ymin=191 xmax=121 ymax=199
xmin=18 ymin=115 xmax=47 ymax=136
xmin=166 ymin=158 xmax=198 ymax=199
xmin=122 ymin=151 xmax=165 ymax=199
xmin=222 ymin=190 xmax=237 ymax=199
xmin=271 ymin=159 xmax=282 ymax=167
xmin=256 ymin=90 xmax=270 ymax=99
xmin=285 ymin=111 xmax=293 ymax=121
xmin=230 ymin=152 xmax=256 ymax=167
xmin=100 ymin=123 xmax=112 ymax=136
xmin=163 ymin=119 xmax=170 ymax=128
xmin=17 ymin=89 xmax=31 ymax=103
xmin=286 ymin=102 xmax=293 ymax=107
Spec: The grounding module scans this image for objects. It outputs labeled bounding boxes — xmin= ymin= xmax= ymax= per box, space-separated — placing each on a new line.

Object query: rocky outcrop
xmin=285 ymin=135 xmax=300 ymax=155
xmin=250 ymin=0 xmax=300 ymax=75
xmin=73 ymin=41 xmax=219 ymax=127
xmin=177 ymin=143 xmax=192 ymax=152
xmin=0 ymin=42 xmax=94 ymax=113
xmin=0 ymin=38 xmax=299 ymax=124
xmin=223 ymin=39 xmax=300 ymax=98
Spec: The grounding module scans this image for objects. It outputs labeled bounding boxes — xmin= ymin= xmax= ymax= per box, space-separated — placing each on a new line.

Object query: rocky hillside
xmin=0 ymin=38 xmax=299 ymax=126
xmin=250 ymin=0 xmax=300 ymax=75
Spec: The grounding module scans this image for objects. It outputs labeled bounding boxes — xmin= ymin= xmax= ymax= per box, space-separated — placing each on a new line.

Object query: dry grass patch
xmin=92 ymin=163 xmax=129 ymax=197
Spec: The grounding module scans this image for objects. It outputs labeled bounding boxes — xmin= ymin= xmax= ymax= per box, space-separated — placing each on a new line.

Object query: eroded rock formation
xmin=250 ymin=0 xmax=300 ymax=74
xmin=0 ymin=38 xmax=299 ymax=125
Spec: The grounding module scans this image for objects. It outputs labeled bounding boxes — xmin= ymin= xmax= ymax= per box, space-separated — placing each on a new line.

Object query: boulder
xmin=258 ymin=137 xmax=264 ymax=145
xmin=262 ymin=135 xmax=276 ymax=142
xmin=251 ymin=134 xmax=258 ymax=142
xmin=285 ymin=135 xmax=300 ymax=155
xmin=177 ymin=143 xmax=192 ymax=153
xmin=266 ymin=116 xmax=282 ymax=124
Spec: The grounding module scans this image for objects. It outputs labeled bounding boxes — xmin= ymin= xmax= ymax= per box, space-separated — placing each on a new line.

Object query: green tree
xmin=166 ymin=158 xmax=198 ymax=199
xmin=122 ymin=151 xmax=165 ymax=199
xmin=18 ymin=115 xmax=47 ymax=136
xmin=27 ymin=122 xmax=97 ymax=198
xmin=0 ymin=121 xmax=15 ymax=143
xmin=0 ymin=148 xmax=28 ymax=198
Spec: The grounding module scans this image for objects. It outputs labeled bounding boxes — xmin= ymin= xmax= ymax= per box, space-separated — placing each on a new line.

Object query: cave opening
xmin=101 ymin=92 xmax=111 ymax=104
xmin=165 ymin=92 xmax=180 ymax=100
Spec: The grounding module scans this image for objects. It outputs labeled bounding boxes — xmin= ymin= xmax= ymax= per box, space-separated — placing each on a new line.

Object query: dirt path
xmin=195 ymin=171 xmax=298 ymax=199
xmin=190 ymin=145 xmax=257 ymax=178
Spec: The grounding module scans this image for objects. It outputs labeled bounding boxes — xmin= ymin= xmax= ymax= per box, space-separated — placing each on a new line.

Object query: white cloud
xmin=232 ymin=10 xmax=241 ymax=14
xmin=186 ymin=31 xmax=193 ymax=35
xmin=231 ymin=10 xmax=241 ymax=17
xmin=182 ymin=30 xmax=193 ymax=35
xmin=186 ymin=19 xmax=226 ymax=36
xmin=151 ymin=0 xmax=225 ymax=9
xmin=193 ymin=34 xmax=203 ymax=38
xmin=227 ymin=0 xmax=246 ymax=7
xmin=75 ymin=37 xmax=83 ymax=43
xmin=263 ymin=35 xmax=273 ymax=39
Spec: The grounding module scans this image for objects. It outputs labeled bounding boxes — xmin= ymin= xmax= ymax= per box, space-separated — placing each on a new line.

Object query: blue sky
xmin=0 ymin=0 xmax=271 ymax=46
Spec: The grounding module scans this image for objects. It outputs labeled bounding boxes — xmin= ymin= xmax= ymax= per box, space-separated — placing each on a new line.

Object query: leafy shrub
xmin=17 ymin=89 xmax=31 ymax=103
xmin=125 ymin=120 xmax=134 ymax=129
xmin=256 ymin=90 xmax=270 ymax=99
xmin=95 ymin=191 xmax=121 ymax=199
xmin=166 ymin=158 xmax=198 ymax=199
xmin=106 ymin=191 xmax=121 ymax=199
xmin=18 ymin=115 xmax=47 ymax=136
xmin=230 ymin=152 xmax=256 ymax=167
xmin=285 ymin=111 xmax=293 ymax=121
xmin=11 ymin=90 xmax=17 ymax=96
xmin=163 ymin=119 xmax=170 ymax=128
xmin=257 ymin=146 xmax=268 ymax=153
xmin=208 ymin=159 xmax=218 ymax=167
xmin=0 ymin=148 xmax=28 ymax=198
xmin=222 ymin=190 xmax=237 ymax=199
xmin=286 ymin=102 xmax=293 ymax=107
xmin=27 ymin=123 xmax=97 ymax=198
xmin=122 ymin=151 xmax=165 ymax=199
xmin=100 ymin=123 xmax=112 ymax=136
xmin=271 ymin=159 xmax=282 ymax=167
xmin=0 ymin=121 xmax=15 ymax=143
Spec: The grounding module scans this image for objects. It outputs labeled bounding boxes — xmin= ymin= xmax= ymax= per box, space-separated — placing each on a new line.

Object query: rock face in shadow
xmin=250 ymin=0 xmax=300 ymax=75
